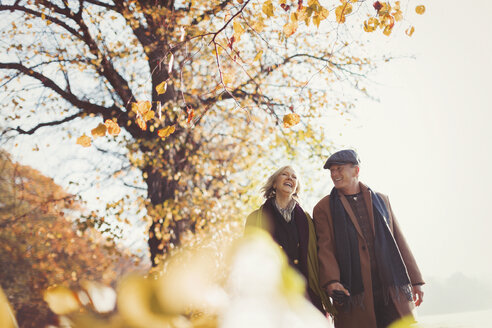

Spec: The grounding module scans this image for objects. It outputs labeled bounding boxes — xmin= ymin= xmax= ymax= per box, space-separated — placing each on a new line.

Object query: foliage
xmin=0 ymin=229 xmax=330 ymax=328
xmin=0 ymin=0 xmax=425 ymax=266
xmin=0 ymin=151 xmax=136 ymax=328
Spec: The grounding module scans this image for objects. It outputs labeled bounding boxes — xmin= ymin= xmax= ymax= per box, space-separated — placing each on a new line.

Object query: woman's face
xmin=274 ymin=167 xmax=298 ymax=197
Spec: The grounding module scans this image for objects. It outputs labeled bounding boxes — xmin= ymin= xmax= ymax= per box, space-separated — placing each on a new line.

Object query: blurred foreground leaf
xmin=0 ymin=288 xmax=18 ymax=328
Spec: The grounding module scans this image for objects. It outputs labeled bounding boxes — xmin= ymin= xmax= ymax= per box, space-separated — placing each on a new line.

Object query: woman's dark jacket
xmin=245 ymin=198 xmax=333 ymax=314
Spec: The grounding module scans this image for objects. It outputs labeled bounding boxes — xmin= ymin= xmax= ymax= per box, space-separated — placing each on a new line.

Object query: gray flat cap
xmin=323 ymin=149 xmax=360 ymax=169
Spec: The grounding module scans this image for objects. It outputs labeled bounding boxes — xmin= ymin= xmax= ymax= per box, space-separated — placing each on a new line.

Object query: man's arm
xmin=313 ymin=199 xmax=349 ymax=296
xmin=383 ymin=194 xmax=425 ymax=305
xmin=384 ymin=195 xmax=424 ymax=284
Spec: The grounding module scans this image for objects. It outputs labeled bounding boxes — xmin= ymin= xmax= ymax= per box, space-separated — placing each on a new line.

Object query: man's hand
xmin=412 ymin=285 xmax=424 ymax=307
xmin=327 ymin=282 xmax=350 ymax=297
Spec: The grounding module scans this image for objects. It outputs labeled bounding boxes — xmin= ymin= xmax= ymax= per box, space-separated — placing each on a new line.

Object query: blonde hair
xmin=261 ymin=166 xmax=301 ymax=200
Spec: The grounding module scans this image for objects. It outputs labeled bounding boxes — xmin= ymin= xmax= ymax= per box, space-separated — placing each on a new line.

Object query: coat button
xmin=294 ymin=259 xmax=299 ymax=265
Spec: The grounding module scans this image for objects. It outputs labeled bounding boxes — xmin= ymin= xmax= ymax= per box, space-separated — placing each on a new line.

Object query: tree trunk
xmin=146 ymin=168 xmax=177 ymax=266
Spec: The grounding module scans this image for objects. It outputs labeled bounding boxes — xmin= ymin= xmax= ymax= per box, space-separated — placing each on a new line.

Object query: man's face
xmin=329 ymin=164 xmax=359 ymax=192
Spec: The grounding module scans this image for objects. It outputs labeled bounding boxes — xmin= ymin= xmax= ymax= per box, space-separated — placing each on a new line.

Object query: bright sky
xmin=312 ymin=0 xmax=492 ymax=280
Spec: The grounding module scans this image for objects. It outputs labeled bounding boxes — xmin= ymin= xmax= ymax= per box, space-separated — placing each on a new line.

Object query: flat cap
xmin=323 ymin=149 xmax=360 ymax=169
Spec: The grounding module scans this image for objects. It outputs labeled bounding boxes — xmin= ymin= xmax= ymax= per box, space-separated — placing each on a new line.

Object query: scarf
xmin=330 ymin=187 xmax=412 ymax=309
xmin=274 ymin=198 xmax=297 ymax=222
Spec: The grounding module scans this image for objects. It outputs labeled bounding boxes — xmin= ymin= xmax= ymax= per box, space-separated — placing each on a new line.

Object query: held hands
xmin=327 ymin=282 xmax=350 ymax=305
xmin=412 ymin=285 xmax=424 ymax=307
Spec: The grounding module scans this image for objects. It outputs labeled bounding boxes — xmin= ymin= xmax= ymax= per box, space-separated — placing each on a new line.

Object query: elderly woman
xmin=246 ymin=166 xmax=331 ymax=314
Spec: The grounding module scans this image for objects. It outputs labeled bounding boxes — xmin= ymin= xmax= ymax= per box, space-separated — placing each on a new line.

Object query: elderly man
xmin=313 ymin=149 xmax=424 ymax=328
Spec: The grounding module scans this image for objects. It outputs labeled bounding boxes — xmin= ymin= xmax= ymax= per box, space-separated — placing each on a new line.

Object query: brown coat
xmin=313 ymin=182 xmax=424 ymax=328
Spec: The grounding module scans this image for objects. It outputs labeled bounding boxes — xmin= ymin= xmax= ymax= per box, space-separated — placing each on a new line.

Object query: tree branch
xmin=84 ymin=0 xmax=115 ymax=10
xmin=0 ymin=4 xmax=83 ymax=39
xmin=0 ymin=62 xmax=119 ymax=117
xmin=10 ymin=112 xmax=81 ymax=135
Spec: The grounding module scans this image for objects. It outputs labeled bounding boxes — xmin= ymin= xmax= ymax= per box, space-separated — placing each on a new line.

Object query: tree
xmin=0 ymin=0 xmax=422 ymax=265
xmin=0 ymin=150 xmax=137 ymax=327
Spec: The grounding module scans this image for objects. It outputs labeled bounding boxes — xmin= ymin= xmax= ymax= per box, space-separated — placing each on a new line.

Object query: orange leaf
xmin=283 ymin=113 xmax=300 ymax=128
xmin=132 ymin=101 xmax=152 ymax=115
xmin=143 ymin=110 xmax=155 ymax=121
xmin=283 ymin=20 xmax=298 ymax=37
xmin=335 ymin=3 xmax=352 ymax=23
xmin=187 ymin=107 xmax=195 ymax=124
xmin=363 ymin=17 xmax=379 ymax=32
xmin=233 ymin=20 xmax=245 ymax=40
xmin=262 ymin=0 xmax=274 ymax=17
xmin=405 ymin=26 xmax=415 ymax=37
xmin=383 ymin=25 xmax=393 ymax=36
xmin=415 ymin=5 xmax=425 ymax=15
xmin=76 ymin=134 xmax=91 ymax=147
xmin=157 ymin=125 xmax=176 ymax=139
xmin=104 ymin=119 xmax=121 ymax=135
xmin=91 ymin=123 xmax=107 ymax=138
xmin=318 ymin=7 xmax=329 ymax=21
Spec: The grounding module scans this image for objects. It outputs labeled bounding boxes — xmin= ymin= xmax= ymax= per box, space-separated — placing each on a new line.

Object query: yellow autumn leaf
xmin=252 ymin=17 xmax=266 ymax=32
xmin=283 ymin=113 xmax=300 ymax=128
xmin=364 ymin=17 xmax=379 ymax=32
xmin=157 ymin=125 xmax=176 ymax=139
xmin=283 ymin=20 xmax=298 ymax=37
xmin=393 ymin=9 xmax=403 ymax=21
xmin=253 ymin=50 xmax=263 ymax=62
xmin=415 ymin=5 xmax=425 ymax=15
xmin=104 ymin=119 xmax=121 ymax=135
xmin=222 ymin=72 xmax=233 ymax=85
xmin=290 ymin=12 xmax=298 ymax=23
xmin=262 ymin=0 xmax=274 ymax=17
xmin=76 ymin=134 xmax=91 ymax=147
xmin=0 ymin=288 xmax=17 ymax=328
xmin=91 ymin=123 xmax=107 ymax=138
xmin=388 ymin=315 xmax=416 ymax=328
xmin=318 ymin=7 xmax=329 ymax=21
xmin=312 ymin=15 xmax=321 ymax=28
xmin=405 ymin=26 xmax=415 ymax=37
xmin=136 ymin=117 xmax=147 ymax=131
xmin=383 ymin=25 xmax=393 ymax=36
xmin=297 ymin=8 xmax=308 ymax=22
xmin=44 ymin=286 xmax=80 ymax=315
xmin=143 ymin=110 xmax=155 ymax=121
xmin=233 ymin=20 xmax=245 ymax=40
xmin=132 ymin=100 xmax=152 ymax=115
xmin=155 ymin=81 xmax=167 ymax=95
xmin=335 ymin=3 xmax=352 ymax=24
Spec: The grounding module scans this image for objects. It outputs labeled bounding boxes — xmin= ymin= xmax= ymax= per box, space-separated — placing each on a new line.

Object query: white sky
xmin=312 ymin=0 xmax=492 ymax=280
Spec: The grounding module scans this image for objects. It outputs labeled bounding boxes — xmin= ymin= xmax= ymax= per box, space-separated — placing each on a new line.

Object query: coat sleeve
xmin=245 ymin=207 xmax=271 ymax=232
xmin=305 ymin=211 xmax=335 ymax=314
xmin=313 ymin=197 xmax=341 ymax=290
xmin=383 ymin=194 xmax=425 ymax=285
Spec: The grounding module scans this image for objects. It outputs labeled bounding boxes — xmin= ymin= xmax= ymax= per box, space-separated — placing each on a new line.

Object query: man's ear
xmin=355 ymin=165 xmax=360 ymax=176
